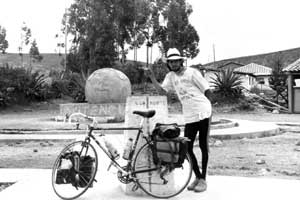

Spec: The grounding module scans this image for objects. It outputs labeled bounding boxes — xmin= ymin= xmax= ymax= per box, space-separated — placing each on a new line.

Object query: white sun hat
xmin=166 ymin=48 xmax=186 ymax=60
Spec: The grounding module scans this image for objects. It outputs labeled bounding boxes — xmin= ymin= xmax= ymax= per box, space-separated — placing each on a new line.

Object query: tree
xmin=54 ymin=33 xmax=64 ymax=56
xmin=0 ymin=25 xmax=8 ymax=54
xmin=151 ymin=0 xmax=200 ymax=59
xmin=66 ymin=0 xmax=124 ymax=78
xmin=113 ymin=0 xmax=136 ymax=63
xmin=29 ymin=39 xmax=43 ymax=63
xmin=129 ymin=0 xmax=153 ymax=61
xmin=269 ymin=55 xmax=288 ymax=105
xmin=64 ymin=0 xmax=199 ymax=82
xmin=126 ymin=0 xmax=200 ymax=61
xmin=59 ymin=0 xmax=122 ymax=102
xmin=18 ymin=22 xmax=32 ymax=65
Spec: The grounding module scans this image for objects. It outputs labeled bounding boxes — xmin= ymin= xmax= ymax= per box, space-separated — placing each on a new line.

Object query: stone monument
xmin=60 ymin=68 xmax=132 ymax=121
xmin=85 ymin=68 xmax=131 ymax=103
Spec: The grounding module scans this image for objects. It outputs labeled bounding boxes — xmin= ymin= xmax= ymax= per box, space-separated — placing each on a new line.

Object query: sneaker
xmin=194 ymin=179 xmax=207 ymax=192
xmin=187 ymin=178 xmax=200 ymax=191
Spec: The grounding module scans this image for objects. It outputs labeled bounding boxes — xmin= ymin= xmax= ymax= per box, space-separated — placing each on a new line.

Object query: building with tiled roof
xmin=283 ymin=58 xmax=300 ymax=72
xmin=234 ymin=63 xmax=272 ymax=76
xmin=283 ymin=58 xmax=300 ymax=113
xmin=232 ymin=63 xmax=272 ymax=90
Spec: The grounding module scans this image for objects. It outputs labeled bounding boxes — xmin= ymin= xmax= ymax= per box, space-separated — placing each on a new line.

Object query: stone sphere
xmin=85 ymin=68 xmax=132 ymax=104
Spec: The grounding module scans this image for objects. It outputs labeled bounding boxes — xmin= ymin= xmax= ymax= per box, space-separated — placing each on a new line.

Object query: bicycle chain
xmin=117 ymin=166 xmax=133 ymax=184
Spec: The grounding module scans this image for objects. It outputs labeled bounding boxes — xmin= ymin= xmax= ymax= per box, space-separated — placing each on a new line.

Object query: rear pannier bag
xmin=152 ymin=123 xmax=181 ymax=139
xmin=152 ymin=135 xmax=189 ymax=167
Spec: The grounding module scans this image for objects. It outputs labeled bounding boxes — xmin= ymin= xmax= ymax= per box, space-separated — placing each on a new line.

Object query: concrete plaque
xmin=124 ymin=96 xmax=168 ymax=141
xmin=59 ymin=103 xmax=126 ymax=122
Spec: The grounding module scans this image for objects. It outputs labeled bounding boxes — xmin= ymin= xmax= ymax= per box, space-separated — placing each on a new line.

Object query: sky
xmin=1 ymin=0 xmax=300 ymax=65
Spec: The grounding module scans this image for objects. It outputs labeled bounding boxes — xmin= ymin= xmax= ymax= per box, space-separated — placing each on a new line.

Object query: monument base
xmin=123 ymin=95 xmax=173 ymax=196
xmin=59 ymin=103 xmax=126 ymax=122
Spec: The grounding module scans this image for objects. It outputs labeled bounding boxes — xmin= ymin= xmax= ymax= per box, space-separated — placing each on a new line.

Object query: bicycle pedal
xmin=132 ymin=183 xmax=139 ymax=192
xmin=107 ymin=162 xmax=113 ymax=171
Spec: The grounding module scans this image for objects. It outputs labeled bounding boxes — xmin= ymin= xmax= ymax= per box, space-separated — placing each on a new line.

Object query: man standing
xmin=145 ymin=48 xmax=212 ymax=192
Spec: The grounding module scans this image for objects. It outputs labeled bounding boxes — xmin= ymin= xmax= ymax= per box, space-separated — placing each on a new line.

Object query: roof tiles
xmin=234 ymin=63 xmax=272 ymax=76
xmin=283 ymin=58 xmax=300 ymax=72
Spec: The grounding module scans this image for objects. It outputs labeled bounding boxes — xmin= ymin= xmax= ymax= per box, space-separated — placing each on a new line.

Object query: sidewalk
xmin=0 ymin=168 xmax=299 ymax=200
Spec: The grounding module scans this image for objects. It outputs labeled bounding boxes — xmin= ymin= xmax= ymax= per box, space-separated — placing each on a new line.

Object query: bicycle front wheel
xmin=52 ymin=140 xmax=98 ymax=200
xmin=132 ymin=143 xmax=192 ymax=198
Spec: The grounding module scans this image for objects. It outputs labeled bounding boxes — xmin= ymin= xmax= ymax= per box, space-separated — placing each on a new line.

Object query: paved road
xmin=0 ymin=168 xmax=299 ymax=200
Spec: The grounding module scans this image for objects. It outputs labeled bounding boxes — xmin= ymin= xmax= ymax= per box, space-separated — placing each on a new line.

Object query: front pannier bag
xmin=55 ymin=152 xmax=95 ymax=188
xmin=77 ymin=155 xmax=95 ymax=187
xmin=55 ymin=152 xmax=76 ymax=185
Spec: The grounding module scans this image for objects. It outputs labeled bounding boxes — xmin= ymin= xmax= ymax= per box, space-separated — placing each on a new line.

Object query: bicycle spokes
xmin=133 ymin=143 xmax=192 ymax=198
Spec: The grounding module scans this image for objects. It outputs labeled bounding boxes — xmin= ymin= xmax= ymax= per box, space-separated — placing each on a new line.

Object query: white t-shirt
xmin=162 ymin=67 xmax=212 ymax=124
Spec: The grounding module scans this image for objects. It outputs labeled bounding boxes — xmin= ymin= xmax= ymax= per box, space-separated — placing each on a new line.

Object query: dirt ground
xmin=0 ymin=133 xmax=299 ymax=181
xmin=207 ymin=132 xmax=300 ymax=180
xmin=0 ymin=99 xmax=300 ymax=180
xmin=0 ymin=139 xmax=73 ymax=169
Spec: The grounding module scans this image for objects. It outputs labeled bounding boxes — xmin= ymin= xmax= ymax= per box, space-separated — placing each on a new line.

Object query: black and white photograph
xmin=0 ymin=0 xmax=299 ymax=199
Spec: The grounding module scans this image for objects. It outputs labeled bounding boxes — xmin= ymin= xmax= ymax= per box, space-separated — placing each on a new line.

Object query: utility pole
xmin=133 ymin=0 xmax=137 ymax=62
xmin=213 ymin=44 xmax=216 ymax=63
xmin=64 ymin=8 xmax=68 ymax=74
xmin=213 ymin=44 xmax=216 ymax=69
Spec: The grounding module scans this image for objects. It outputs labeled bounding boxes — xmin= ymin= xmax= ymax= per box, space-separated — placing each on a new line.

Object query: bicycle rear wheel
xmin=132 ymin=143 xmax=192 ymax=198
xmin=52 ymin=140 xmax=98 ymax=200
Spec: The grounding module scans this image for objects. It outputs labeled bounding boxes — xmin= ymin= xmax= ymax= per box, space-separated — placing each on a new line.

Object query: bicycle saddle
xmin=133 ymin=110 xmax=156 ymax=118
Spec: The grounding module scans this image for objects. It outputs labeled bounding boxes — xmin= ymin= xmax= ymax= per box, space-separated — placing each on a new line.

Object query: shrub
xmin=268 ymin=58 xmax=288 ymax=105
xmin=23 ymin=70 xmax=48 ymax=101
xmin=210 ymin=68 xmax=244 ymax=100
xmin=151 ymin=61 xmax=169 ymax=83
xmin=0 ymin=64 xmax=48 ymax=107
xmin=113 ymin=60 xmax=169 ymax=85
xmin=210 ymin=90 xmax=241 ymax=105
xmin=50 ymin=79 xmax=70 ymax=98
xmin=234 ymin=100 xmax=256 ymax=111
xmin=50 ymin=72 xmax=86 ymax=103
xmin=0 ymin=89 xmax=11 ymax=107
xmin=113 ymin=61 xmax=144 ymax=84
xmin=249 ymin=86 xmax=261 ymax=95
xmin=68 ymin=73 xmax=86 ymax=102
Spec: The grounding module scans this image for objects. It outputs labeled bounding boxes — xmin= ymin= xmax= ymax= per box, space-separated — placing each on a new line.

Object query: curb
xmin=0 ymin=119 xmax=283 ymax=141
xmin=208 ymin=119 xmax=282 ymax=140
xmin=0 ymin=119 xmax=238 ymax=134
xmin=276 ymin=122 xmax=300 ymax=133
xmin=210 ymin=127 xmax=282 ymax=140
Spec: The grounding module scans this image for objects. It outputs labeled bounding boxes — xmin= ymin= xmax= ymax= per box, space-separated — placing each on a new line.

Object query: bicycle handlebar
xmin=67 ymin=112 xmax=143 ymax=131
xmin=68 ymin=112 xmax=96 ymax=124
